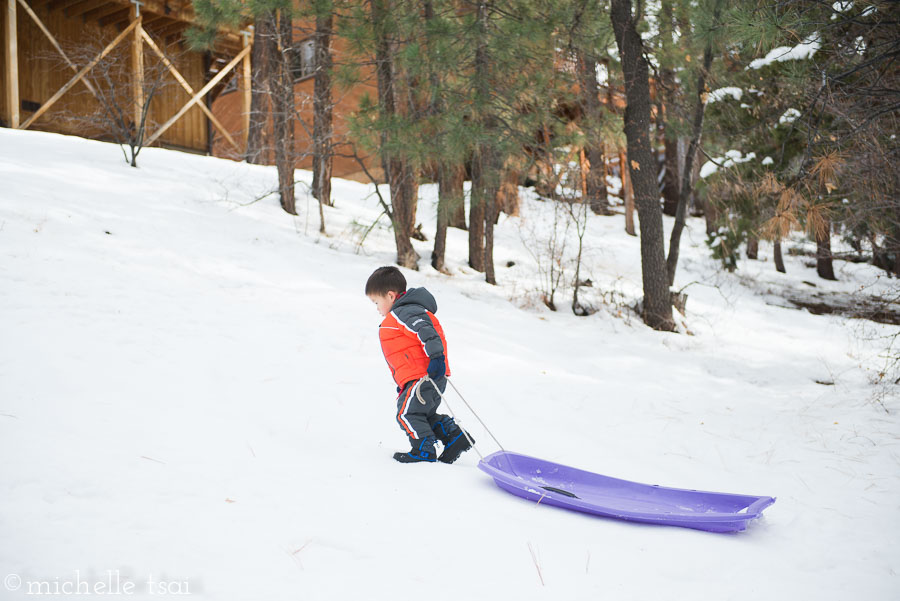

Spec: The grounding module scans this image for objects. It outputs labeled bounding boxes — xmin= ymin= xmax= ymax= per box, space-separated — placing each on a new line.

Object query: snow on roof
xmin=747 ymin=35 xmax=821 ymax=70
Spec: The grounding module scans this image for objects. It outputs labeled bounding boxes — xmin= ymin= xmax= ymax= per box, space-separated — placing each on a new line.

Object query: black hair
xmin=365 ymin=266 xmax=407 ymax=296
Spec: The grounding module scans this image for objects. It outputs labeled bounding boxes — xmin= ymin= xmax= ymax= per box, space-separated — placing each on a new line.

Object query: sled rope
xmin=417 ymin=376 xmax=507 ymax=460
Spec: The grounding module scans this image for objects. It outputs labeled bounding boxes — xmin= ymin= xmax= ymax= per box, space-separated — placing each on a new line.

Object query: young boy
xmin=365 ymin=266 xmax=473 ymax=464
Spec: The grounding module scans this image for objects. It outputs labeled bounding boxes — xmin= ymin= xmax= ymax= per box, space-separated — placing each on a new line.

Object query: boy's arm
xmin=392 ymin=306 xmax=444 ymax=358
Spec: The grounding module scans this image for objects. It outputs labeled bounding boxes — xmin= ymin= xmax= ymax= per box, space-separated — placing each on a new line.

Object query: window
xmin=292 ymin=38 xmax=316 ymax=81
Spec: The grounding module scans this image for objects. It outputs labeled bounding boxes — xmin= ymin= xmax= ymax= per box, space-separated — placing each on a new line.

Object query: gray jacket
xmin=391 ymin=287 xmax=445 ymax=359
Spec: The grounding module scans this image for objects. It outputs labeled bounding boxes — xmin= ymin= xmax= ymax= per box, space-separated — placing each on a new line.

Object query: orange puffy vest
xmin=379 ymin=311 xmax=451 ymax=387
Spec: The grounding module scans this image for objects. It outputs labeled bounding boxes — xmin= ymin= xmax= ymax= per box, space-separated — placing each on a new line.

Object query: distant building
xmin=2 ymin=0 xmax=247 ymax=154
xmin=209 ymin=16 xmax=381 ymax=183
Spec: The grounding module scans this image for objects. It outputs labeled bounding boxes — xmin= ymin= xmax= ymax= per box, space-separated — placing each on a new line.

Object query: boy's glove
xmin=427 ymin=355 xmax=446 ymax=379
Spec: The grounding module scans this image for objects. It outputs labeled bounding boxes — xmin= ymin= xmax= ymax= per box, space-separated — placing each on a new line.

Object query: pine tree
xmin=701 ymin=1 xmax=899 ymax=280
xmin=610 ymin=0 xmax=675 ymax=331
xmin=311 ymin=0 xmax=335 ymax=224
xmin=192 ymin=0 xmax=297 ymax=214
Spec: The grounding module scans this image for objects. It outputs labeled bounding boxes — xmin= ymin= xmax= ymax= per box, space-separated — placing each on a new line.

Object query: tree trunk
xmin=271 ymin=9 xmax=296 ymax=215
xmin=621 ymin=150 xmax=636 ymax=236
xmin=611 ymin=0 xmax=674 ymax=331
xmin=746 ymin=235 xmax=759 ymax=260
xmin=246 ymin=16 xmax=274 ymax=164
xmin=662 ymin=133 xmax=679 ymax=216
xmin=704 ymin=192 xmax=717 ymax=235
xmin=689 ymin=153 xmax=705 ymax=216
xmin=659 ymin=1 xmax=679 ymax=217
xmin=774 ymin=239 xmax=786 ymax=273
xmin=891 ymin=228 xmax=900 ymax=278
xmin=425 ymin=0 xmax=452 ymax=271
xmin=312 ymin=4 xmax=334 ymax=223
xmin=446 ymin=164 xmax=467 ymax=230
xmin=497 ymin=161 xmax=521 ymax=217
xmin=577 ymin=50 xmax=610 ymax=215
xmin=816 ymin=217 xmax=837 ymax=280
xmin=665 ymin=0 xmax=722 ymax=287
xmin=468 ymin=0 xmax=493 ymax=276
xmin=433 ymin=163 xmax=464 ymax=272
xmin=468 ymin=181 xmax=485 ymax=271
xmin=391 ymin=159 xmax=420 ymax=267
xmin=483 ymin=164 xmax=498 ymax=285
xmin=371 ymin=0 xmax=418 ymax=268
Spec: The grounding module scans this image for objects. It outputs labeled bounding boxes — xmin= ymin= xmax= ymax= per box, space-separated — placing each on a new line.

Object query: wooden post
xmin=131 ymin=1 xmax=144 ymax=131
xmin=5 ymin=0 xmax=19 ymax=128
xmin=140 ymin=28 xmax=241 ymax=152
xmin=20 ymin=17 xmax=140 ymax=129
xmin=18 ymin=0 xmax=98 ymax=97
xmin=240 ymin=28 xmax=252 ymax=151
xmin=144 ymin=43 xmax=251 ymax=148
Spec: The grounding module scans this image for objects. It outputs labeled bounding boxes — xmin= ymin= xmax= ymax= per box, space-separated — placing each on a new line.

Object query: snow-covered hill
xmin=1 ymin=129 xmax=897 ymax=600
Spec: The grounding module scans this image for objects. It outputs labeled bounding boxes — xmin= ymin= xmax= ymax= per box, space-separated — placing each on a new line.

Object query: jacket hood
xmin=393 ymin=287 xmax=438 ymax=313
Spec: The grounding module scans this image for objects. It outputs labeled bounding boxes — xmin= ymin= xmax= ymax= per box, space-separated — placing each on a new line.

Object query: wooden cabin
xmin=210 ymin=16 xmax=380 ymax=183
xmin=1 ymin=0 xmax=249 ymax=154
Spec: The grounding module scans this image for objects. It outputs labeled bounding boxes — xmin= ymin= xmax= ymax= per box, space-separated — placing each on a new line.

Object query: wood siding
xmin=2 ymin=0 xmax=209 ymax=152
xmin=210 ymin=22 xmax=382 ymax=183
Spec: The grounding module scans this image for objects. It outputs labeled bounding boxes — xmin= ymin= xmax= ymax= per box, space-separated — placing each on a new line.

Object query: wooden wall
xmin=2 ymin=0 xmax=208 ymax=152
xmin=210 ymin=22 xmax=382 ymax=183
xmin=1 ymin=0 xmax=11 ymax=125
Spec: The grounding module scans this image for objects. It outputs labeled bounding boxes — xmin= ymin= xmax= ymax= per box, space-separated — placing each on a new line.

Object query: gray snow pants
xmin=395 ymin=376 xmax=454 ymax=446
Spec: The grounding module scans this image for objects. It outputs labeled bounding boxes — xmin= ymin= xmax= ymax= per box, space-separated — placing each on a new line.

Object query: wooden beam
xmin=20 ymin=16 xmax=139 ymax=129
xmin=130 ymin=2 xmax=142 ymax=130
xmin=5 ymin=0 xmax=19 ymax=128
xmin=145 ymin=42 xmax=251 ymax=147
xmin=83 ymin=1 xmax=124 ymax=22
xmin=240 ymin=29 xmax=251 ymax=149
xmin=141 ymin=28 xmax=240 ymax=152
xmin=207 ymin=66 xmax=234 ymax=103
xmin=138 ymin=10 xmax=163 ymax=26
xmin=65 ymin=0 xmax=108 ymax=18
xmin=152 ymin=20 xmax=186 ymax=39
xmin=56 ymin=0 xmax=89 ymax=13
xmin=17 ymin=0 xmax=99 ymax=96
xmin=140 ymin=0 xmax=190 ymax=23
xmin=97 ymin=6 xmax=128 ymax=26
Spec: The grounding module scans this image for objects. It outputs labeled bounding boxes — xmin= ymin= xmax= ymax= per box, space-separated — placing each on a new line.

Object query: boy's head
xmin=365 ymin=266 xmax=407 ymax=317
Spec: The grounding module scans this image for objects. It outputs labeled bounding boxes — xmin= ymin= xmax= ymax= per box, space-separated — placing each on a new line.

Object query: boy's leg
xmin=396 ymin=379 xmax=439 ymax=444
xmin=419 ymin=377 xmax=474 ymax=464
xmin=429 ymin=414 xmax=457 ymax=445
xmin=394 ymin=379 xmax=440 ymax=462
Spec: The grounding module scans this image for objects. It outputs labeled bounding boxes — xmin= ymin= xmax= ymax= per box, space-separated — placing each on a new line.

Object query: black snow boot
xmin=438 ymin=429 xmax=474 ymax=464
xmin=431 ymin=416 xmax=459 ymax=445
xmin=393 ymin=436 xmax=438 ymax=463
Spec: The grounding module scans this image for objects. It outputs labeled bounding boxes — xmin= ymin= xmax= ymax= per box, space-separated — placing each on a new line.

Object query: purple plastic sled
xmin=478 ymin=451 xmax=775 ymax=533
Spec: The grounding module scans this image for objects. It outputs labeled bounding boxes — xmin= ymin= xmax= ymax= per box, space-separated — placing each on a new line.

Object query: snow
xmin=1 ymin=129 xmax=899 ymax=601
xmin=700 ymin=150 xmax=757 ymax=179
xmin=832 ymin=1 xmax=853 ymax=13
xmin=707 ymin=87 xmax=742 ymax=103
xmin=595 ymin=62 xmax=609 ymax=86
xmin=748 ymin=35 xmax=822 ymax=70
xmin=779 ymin=108 xmax=802 ymax=126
